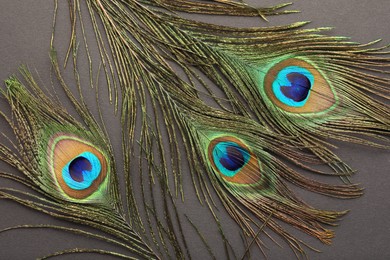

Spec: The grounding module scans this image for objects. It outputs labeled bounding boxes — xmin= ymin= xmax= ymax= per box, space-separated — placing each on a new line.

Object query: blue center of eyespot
xmin=280 ymin=73 xmax=311 ymax=102
xmin=272 ymin=66 xmax=314 ymax=107
xmin=68 ymin=157 xmax=92 ymax=182
xmin=212 ymin=142 xmax=250 ymax=177
xmin=62 ymin=152 xmax=101 ymax=190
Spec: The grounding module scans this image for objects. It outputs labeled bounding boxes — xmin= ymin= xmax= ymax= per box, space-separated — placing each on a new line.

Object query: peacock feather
xmin=0 ymin=61 xmax=159 ymax=259
xmin=0 ymin=0 xmax=389 ymax=259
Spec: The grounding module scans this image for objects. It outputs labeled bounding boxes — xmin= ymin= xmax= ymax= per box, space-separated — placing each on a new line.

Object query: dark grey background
xmin=0 ymin=0 xmax=389 ymax=259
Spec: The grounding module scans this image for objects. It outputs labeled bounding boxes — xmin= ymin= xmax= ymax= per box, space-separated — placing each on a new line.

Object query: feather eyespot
xmin=48 ymin=133 xmax=108 ymax=199
xmin=208 ymin=136 xmax=262 ymax=185
xmin=264 ymin=58 xmax=336 ymax=113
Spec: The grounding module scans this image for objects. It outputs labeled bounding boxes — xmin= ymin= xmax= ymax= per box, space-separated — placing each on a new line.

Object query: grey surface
xmin=0 ymin=0 xmax=389 ymax=259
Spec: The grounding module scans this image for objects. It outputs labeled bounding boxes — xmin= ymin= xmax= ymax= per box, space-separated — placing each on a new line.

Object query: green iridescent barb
xmin=0 ymin=0 xmax=389 ymax=259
